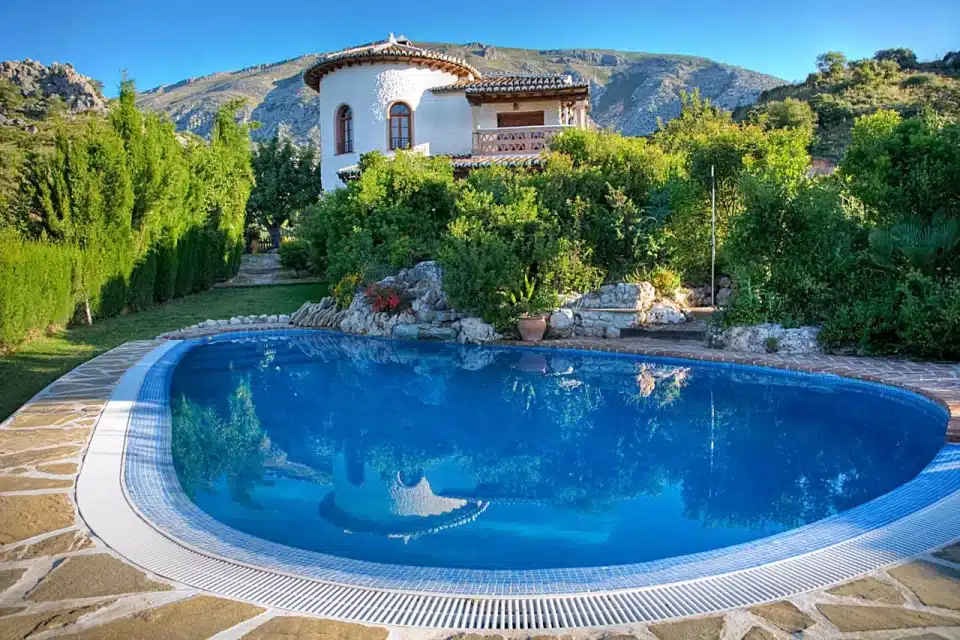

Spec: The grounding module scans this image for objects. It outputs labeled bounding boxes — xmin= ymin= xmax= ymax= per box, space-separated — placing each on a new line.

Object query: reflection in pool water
xmin=169 ymin=332 xmax=945 ymax=570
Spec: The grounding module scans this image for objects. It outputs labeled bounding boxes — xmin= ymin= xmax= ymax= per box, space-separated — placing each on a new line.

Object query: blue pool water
xmin=169 ymin=331 xmax=946 ymax=571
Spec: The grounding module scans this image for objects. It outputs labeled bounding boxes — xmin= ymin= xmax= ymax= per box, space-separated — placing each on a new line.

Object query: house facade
xmin=303 ymin=35 xmax=591 ymax=190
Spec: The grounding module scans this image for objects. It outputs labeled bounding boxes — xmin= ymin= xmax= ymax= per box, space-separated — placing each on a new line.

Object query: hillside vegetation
xmin=736 ymin=48 xmax=960 ymax=159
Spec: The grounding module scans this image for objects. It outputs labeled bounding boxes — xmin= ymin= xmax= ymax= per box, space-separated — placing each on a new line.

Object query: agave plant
xmin=868 ymin=218 xmax=960 ymax=276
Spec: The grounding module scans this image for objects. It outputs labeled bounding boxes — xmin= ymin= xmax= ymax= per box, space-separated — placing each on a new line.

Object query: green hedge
xmin=0 ymin=231 xmax=76 ymax=346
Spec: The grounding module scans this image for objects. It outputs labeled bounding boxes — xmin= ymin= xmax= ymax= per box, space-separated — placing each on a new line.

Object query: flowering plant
xmin=365 ymin=283 xmax=406 ymax=314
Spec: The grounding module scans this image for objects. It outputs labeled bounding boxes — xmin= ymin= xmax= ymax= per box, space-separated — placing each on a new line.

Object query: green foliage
xmin=332 ymin=272 xmax=363 ymax=309
xmin=874 ymin=48 xmax=918 ymax=70
xmin=247 ymin=132 xmax=323 ymax=245
xmin=816 ymin=51 xmax=848 ymax=79
xmin=841 ymin=111 xmax=960 ymax=224
xmin=0 ymin=80 xmax=254 ymax=349
xmin=0 ymin=229 xmax=77 ymax=346
xmin=278 ymin=239 xmax=310 ymax=275
xmin=303 ymin=151 xmax=457 ymax=288
xmin=868 ymin=218 xmax=960 ymax=276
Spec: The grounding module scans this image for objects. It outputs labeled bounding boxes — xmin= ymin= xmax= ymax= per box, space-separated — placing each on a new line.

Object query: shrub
xmin=364 ymin=283 xmax=407 ymax=314
xmin=278 ymin=239 xmax=310 ymax=276
xmin=631 ymin=265 xmax=682 ymax=295
xmin=0 ymin=231 xmax=76 ymax=346
xmin=332 ymin=272 xmax=362 ymax=309
xmin=764 ymin=336 xmax=779 ymax=353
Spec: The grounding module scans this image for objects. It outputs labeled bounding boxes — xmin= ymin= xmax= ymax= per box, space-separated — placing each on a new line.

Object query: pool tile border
xmin=74 ymin=329 xmax=960 ymax=628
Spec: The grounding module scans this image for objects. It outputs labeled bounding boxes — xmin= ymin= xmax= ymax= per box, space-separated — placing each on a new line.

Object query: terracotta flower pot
xmin=518 ymin=315 xmax=547 ymax=343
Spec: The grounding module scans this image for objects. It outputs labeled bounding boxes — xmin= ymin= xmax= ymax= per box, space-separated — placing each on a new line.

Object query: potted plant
xmin=502 ymin=271 xmax=553 ymax=342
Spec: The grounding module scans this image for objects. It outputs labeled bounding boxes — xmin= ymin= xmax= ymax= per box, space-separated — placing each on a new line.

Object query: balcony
xmin=472 ymin=125 xmax=570 ymax=155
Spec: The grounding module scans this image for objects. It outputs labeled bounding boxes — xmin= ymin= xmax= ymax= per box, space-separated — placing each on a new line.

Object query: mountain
xmin=135 ymin=42 xmax=787 ymax=143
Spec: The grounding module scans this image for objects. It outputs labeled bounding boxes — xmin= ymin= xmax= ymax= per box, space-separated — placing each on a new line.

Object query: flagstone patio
xmin=0 ymin=331 xmax=958 ymax=639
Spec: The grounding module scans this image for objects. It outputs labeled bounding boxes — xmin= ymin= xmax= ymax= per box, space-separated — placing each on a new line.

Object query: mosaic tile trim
xmin=100 ymin=331 xmax=960 ymax=622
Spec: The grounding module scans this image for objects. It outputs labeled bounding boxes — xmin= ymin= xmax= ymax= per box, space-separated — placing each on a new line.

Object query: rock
xmin=719 ymin=324 xmax=822 ymax=354
xmin=816 ymin=603 xmax=960 ymax=633
xmin=27 ymin=553 xmax=172 ymax=601
xmin=392 ymin=324 xmax=421 ymax=340
xmin=229 ymin=317 xmax=241 ymax=325
xmin=457 ymin=317 xmax=501 ymax=345
xmin=257 ymin=314 xmax=268 ymax=323
xmin=715 ymin=287 xmax=733 ymax=306
xmin=750 ymin=601 xmax=814 ymax=633
xmin=0 ymin=530 xmax=93 ymax=561
xmin=421 ymin=326 xmax=457 ymax=341
xmin=548 ymin=309 xmax=575 ymax=338
xmin=267 ymin=314 xmax=279 ymax=323
xmin=278 ymin=314 xmax=290 ymax=324
xmin=888 ymin=561 xmax=960 ymax=610
xmin=649 ymin=616 xmax=725 ymax=640
xmin=646 ymin=301 xmax=686 ymax=324
xmin=0 ymin=599 xmax=116 ymax=639
xmin=242 ymin=616 xmax=388 ymax=640
xmin=605 ymin=326 xmax=620 ymax=338
xmin=718 ymin=276 xmax=732 ymax=288
xmin=217 ymin=319 xmax=228 ymax=326
xmin=828 ymin=577 xmax=905 ymax=604
xmin=0 ymin=476 xmax=72 ymax=491
xmin=62 ymin=595 xmax=264 ymax=640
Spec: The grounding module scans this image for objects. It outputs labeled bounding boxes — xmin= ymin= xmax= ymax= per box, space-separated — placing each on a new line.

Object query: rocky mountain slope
xmin=135 ymin=42 xmax=787 ymax=143
xmin=1 ymin=59 xmax=108 ymax=123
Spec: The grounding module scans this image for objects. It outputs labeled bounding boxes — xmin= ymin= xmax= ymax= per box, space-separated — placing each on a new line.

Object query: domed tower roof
xmin=304 ymin=34 xmax=480 ymax=93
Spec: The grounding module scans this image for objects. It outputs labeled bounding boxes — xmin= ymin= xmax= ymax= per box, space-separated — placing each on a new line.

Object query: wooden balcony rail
xmin=472 ymin=125 xmax=570 ymax=155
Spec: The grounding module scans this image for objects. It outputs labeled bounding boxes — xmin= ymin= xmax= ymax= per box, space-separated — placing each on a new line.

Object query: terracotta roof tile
xmin=432 ymin=74 xmax=590 ymax=94
xmin=304 ymin=36 xmax=479 ymax=92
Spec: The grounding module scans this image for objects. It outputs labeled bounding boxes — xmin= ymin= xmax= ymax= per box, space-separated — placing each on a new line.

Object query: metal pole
xmin=711 ymin=164 xmax=716 ymax=307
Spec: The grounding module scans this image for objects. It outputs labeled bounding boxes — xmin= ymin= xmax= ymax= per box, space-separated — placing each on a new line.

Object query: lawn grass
xmin=0 ymin=283 xmax=325 ymax=421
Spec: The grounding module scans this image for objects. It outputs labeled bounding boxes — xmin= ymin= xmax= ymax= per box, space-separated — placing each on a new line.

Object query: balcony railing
xmin=472 ymin=125 xmax=570 ymax=155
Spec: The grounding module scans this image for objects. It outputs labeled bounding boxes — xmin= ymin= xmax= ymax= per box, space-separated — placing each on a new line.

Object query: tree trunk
xmin=84 ymin=298 xmax=93 ymax=325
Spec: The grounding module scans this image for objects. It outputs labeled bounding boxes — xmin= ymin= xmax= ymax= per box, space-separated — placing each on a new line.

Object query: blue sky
xmin=1 ymin=0 xmax=957 ymax=96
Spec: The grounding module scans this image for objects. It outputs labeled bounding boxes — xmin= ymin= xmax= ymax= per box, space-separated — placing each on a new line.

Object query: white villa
xmin=303 ymin=35 xmax=592 ymax=190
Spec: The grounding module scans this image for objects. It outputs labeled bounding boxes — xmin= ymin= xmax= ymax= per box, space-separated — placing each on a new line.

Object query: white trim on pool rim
xmin=77 ymin=331 xmax=960 ymax=630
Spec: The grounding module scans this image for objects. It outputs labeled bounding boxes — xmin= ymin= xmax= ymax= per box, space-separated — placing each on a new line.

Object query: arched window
xmin=335 ymin=105 xmax=353 ymax=155
xmin=388 ymin=102 xmax=412 ymax=150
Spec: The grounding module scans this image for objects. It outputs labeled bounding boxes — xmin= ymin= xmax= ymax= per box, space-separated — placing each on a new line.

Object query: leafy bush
xmin=0 ymin=230 xmax=76 ymax=346
xmin=278 ymin=239 xmax=310 ymax=275
xmin=332 ymin=272 xmax=362 ymax=309
xmin=0 ymin=81 xmax=253 ymax=349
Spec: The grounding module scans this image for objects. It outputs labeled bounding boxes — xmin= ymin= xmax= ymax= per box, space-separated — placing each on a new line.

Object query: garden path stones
xmin=0 ymin=530 xmax=93 ymax=561
xmin=0 ymin=599 xmax=115 ymax=638
xmin=649 ymin=615 xmax=725 ymax=640
xmin=0 ymin=476 xmax=73 ymax=491
xmin=0 ymin=568 xmax=27 ymax=593
xmin=0 ymin=445 xmax=82 ymax=469
xmin=242 ymin=615 xmax=390 ymax=640
xmin=0 ymin=494 xmax=74 ymax=544
xmin=61 ymin=595 xmax=264 ymax=640
xmin=827 ymin=576 xmax=906 ymax=604
xmin=934 ymin=543 xmax=960 ymax=564
xmin=26 ymin=554 xmax=171 ymax=601
xmin=816 ymin=604 xmax=960 ymax=632
xmin=889 ymin=561 xmax=960 ymax=610
xmin=0 ymin=427 xmax=90 ymax=453
xmin=36 ymin=462 xmax=78 ymax=475
xmin=749 ymin=601 xmax=814 ymax=633
xmin=740 ymin=628 xmax=778 ymax=640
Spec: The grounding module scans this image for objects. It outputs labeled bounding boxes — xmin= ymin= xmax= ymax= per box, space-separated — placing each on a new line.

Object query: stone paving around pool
xmin=1 ymin=332 xmax=959 ymax=639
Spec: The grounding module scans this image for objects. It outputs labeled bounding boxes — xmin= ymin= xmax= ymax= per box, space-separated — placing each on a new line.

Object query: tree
xmin=874 ymin=48 xmax=918 ymax=70
xmin=754 ymin=98 xmax=818 ymax=135
xmin=246 ymin=132 xmax=322 ymax=248
xmin=816 ymin=51 xmax=848 ymax=79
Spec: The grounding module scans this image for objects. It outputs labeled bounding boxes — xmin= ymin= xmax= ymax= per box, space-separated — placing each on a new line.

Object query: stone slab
xmin=741 ymin=628 xmax=778 ymax=640
xmin=749 ymin=601 xmax=814 ymax=633
xmin=0 ymin=568 xmax=26 ymax=593
xmin=933 ymin=543 xmax=960 ymax=565
xmin=0 ymin=445 xmax=82 ymax=470
xmin=0 ymin=600 xmax=115 ymax=639
xmin=649 ymin=616 xmax=725 ymax=640
xmin=62 ymin=595 xmax=264 ymax=640
xmin=816 ymin=604 xmax=960 ymax=632
xmin=0 ymin=428 xmax=90 ymax=453
xmin=27 ymin=553 xmax=171 ymax=601
xmin=0 ymin=476 xmax=73 ymax=492
xmin=0 ymin=530 xmax=94 ymax=561
xmin=37 ymin=462 xmax=79 ymax=475
xmin=242 ymin=616 xmax=390 ymax=640
xmin=889 ymin=561 xmax=960 ymax=611
xmin=827 ymin=576 xmax=906 ymax=604
xmin=0 ymin=493 xmax=74 ymax=544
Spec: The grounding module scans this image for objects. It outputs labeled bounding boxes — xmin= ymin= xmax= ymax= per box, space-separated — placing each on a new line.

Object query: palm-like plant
xmin=868 ymin=218 xmax=960 ymax=276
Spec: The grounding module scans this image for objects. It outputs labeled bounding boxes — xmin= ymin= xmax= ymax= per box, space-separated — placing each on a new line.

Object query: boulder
xmin=719 ymin=324 xmax=822 ymax=354
xmin=456 ymin=317 xmax=501 ymax=345
xmin=646 ymin=301 xmax=686 ymax=324
xmin=548 ymin=309 xmax=575 ymax=338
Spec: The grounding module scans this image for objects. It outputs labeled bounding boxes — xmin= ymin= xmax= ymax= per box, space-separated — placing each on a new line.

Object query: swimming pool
xmin=164 ymin=331 xmax=945 ymax=572
xmin=100 ymin=329 xmax=960 ymax=626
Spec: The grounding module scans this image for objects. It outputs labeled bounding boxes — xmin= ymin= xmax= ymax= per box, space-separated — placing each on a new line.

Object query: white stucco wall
xmin=317 ymin=64 xmax=472 ymax=190
xmin=473 ymin=100 xmax=563 ymax=130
